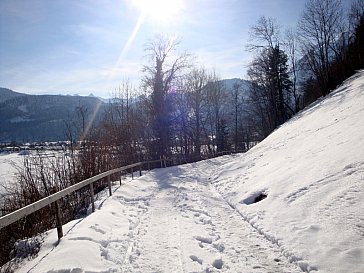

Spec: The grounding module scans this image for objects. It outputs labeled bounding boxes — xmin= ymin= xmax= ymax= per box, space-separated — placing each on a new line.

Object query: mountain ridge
xmin=0 ymin=78 xmax=251 ymax=143
xmin=0 ymin=88 xmax=106 ymax=142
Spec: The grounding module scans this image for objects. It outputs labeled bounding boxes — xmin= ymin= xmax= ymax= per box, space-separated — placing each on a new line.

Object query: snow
xmin=211 ymin=71 xmax=364 ymax=272
xmin=13 ymin=168 xmax=300 ymax=273
xmin=0 ymin=152 xmax=22 ymax=196
xmin=6 ymin=70 xmax=364 ymax=272
xmin=0 ymin=151 xmax=64 ymax=196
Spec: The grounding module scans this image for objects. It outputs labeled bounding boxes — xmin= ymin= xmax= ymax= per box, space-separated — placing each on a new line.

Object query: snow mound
xmin=212 ymin=70 xmax=364 ymax=272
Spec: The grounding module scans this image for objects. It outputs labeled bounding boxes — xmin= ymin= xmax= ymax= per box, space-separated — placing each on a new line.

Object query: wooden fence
xmin=0 ymin=149 xmax=245 ymax=243
xmin=0 ymin=159 xmax=165 ymax=240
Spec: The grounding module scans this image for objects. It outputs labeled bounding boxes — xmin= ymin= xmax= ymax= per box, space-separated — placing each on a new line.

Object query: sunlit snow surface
xmin=0 ymin=153 xmax=22 ymax=196
xmin=0 ymin=151 xmax=65 ymax=196
xmin=12 ymin=70 xmax=364 ymax=272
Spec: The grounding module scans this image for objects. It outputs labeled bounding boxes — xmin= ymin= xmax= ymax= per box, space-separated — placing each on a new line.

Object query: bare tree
xmin=231 ymin=81 xmax=243 ymax=151
xmin=111 ymin=81 xmax=132 ymax=123
xmin=76 ymin=104 xmax=88 ymax=137
xmin=142 ymin=35 xmax=191 ymax=160
xmin=246 ymin=16 xmax=292 ymax=136
xmin=205 ymin=71 xmax=227 ymax=154
xmin=298 ymin=0 xmax=344 ymax=96
xmin=285 ymin=29 xmax=301 ymax=113
xmin=348 ymin=0 xmax=364 ymax=37
xmin=184 ymin=67 xmax=209 ymax=158
xmin=173 ymin=81 xmax=192 ymax=161
xmin=247 ymin=16 xmax=280 ymax=50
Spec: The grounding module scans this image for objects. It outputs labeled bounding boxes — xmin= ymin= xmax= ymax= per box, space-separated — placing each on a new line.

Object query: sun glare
xmin=132 ymin=0 xmax=183 ymax=23
xmin=110 ymin=0 xmax=182 ymax=79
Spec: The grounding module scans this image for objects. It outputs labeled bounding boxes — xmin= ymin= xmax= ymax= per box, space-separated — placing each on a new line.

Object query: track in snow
xmin=19 ymin=162 xmax=303 ymax=273
xmin=121 ymin=163 xmax=302 ymax=273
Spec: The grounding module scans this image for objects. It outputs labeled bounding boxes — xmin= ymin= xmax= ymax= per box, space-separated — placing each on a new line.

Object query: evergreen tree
xmin=247 ymin=45 xmax=292 ymax=137
xmin=267 ymin=45 xmax=292 ymax=126
xmin=217 ymin=119 xmax=230 ymax=152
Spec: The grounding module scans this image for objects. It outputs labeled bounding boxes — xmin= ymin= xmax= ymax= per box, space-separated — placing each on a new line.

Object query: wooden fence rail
xmin=0 ymin=159 xmax=164 ymax=240
xmin=0 ymin=150 xmax=242 ymax=242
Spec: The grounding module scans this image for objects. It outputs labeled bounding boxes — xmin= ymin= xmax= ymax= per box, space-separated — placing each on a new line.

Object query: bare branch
xmin=246 ymin=16 xmax=280 ymax=51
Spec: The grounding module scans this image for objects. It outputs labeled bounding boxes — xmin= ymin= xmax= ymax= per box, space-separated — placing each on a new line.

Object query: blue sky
xmin=0 ymin=0 xmax=351 ymax=98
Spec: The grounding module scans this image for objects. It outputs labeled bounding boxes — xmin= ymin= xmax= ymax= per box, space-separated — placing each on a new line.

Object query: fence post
xmin=139 ymin=164 xmax=142 ymax=176
xmin=108 ymin=175 xmax=112 ymax=196
xmin=89 ymin=182 xmax=95 ymax=213
xmin=148 ymin=161 xmax=150 ymax=171
xmin=119 ymin=171 xmax=122 ymax=185
xmin=54 ymin=200 xmax=63 ymax=241
xmin=131 ymin=167 xmax=134 ymax=179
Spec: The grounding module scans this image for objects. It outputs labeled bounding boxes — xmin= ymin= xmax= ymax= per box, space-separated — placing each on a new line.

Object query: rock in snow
xmin=12 ymin=70 xmax=364 ymax=272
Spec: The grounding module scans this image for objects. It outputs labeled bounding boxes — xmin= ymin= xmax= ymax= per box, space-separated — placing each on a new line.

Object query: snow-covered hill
xmin=9 ymin=70 xmax=364 ymax=272
xmin=212 ymin=70 xmax=364 ymax=272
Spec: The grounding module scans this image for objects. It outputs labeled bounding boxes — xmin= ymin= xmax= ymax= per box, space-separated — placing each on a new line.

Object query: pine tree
xmin=267 ymin=45 xmax=292 ymax=125
xmin=217 ymin=119 xmax=230 ymax=152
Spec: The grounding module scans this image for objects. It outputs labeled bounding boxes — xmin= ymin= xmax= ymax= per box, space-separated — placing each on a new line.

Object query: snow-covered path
xmin=125 ymin=164 xmax=300 ymax=273
xmin=17 ymin=163 xmax=300 ymax=273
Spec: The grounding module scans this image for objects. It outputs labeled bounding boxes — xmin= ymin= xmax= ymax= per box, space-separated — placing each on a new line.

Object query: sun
xmin=132 ymin=0 xmax=183 ymax=24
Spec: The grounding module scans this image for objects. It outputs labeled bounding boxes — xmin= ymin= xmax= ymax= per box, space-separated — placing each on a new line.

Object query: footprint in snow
xmin=195 ymin=235 xmax=213 ymax=244
xmin=90 ymin=224 xmax=106 ymax=234
xmin=190 ymin=255 xmax=203 ymax=265
xmin=212 ymin=258 xmax=223 ymax=269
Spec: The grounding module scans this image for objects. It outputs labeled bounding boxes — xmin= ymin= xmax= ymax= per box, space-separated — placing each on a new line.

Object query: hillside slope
xmin=212 ymin=70 xmax=364 ymax=272
xmin=8 ymin=71 xmax=364 ymax=273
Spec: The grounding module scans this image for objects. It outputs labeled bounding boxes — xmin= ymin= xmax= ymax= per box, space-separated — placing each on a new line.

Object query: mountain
xmin=0 ymin=88 xmax=106 ymax=142
xmin=0 ymin=79 xmax=250 ymax=143
xmin=218 ymin=78 xmax=250 ymax=93
xmin=0 ymin=88 xmax=28 ymax=104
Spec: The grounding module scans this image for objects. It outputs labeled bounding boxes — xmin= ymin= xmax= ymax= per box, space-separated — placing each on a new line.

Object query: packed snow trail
xmin=15 ymin=164 xmax=301 ymax=273
xmin=122 ymin=165 xmax=301 ymax=273
xmin=125 ymin=163 xmax=300 ymax=272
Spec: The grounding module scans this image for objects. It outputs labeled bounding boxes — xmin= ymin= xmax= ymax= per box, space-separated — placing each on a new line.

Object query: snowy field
xmin=0 ymin=152 xmax=23 ymax=196
xmin=7 ymin=70 xmax=364 ymax=272
xmin=0 ymin=151 xmax=64 ymax=196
